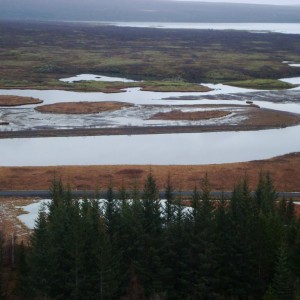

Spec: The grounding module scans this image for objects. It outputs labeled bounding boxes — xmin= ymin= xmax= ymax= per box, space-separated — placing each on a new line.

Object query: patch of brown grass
xmin=116 ymin=168 xmax=145 ymax=176
xmin=150 ymin=109 xmax=230 ymax=121
xmin=35 ymin=101 xmax=134 ymax=114
xmin=0 ymin=153 xmax=299 ymax=192
xmin=0 ymin=198 xmax=40 ymax=241
xmin=243 ymin=108 xmax=300 ymax=127
xmin=0 ymin=95 xmax=42 ymax=106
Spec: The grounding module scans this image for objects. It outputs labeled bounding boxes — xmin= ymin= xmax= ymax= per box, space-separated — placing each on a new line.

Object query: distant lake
xmin=91 ymin=22 xmax=300 ymax=35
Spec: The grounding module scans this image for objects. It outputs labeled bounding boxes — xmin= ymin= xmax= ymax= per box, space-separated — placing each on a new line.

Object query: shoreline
xmin=0 ymin=123 xmax=299 ymax=139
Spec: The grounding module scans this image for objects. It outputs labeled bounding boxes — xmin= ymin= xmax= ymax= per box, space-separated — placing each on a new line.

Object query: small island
xmin=35 ymin=101 xmax=134 ymax=114
xmin=0 ymin=95 xmax=43 ymax=106
xmin=149 ymin=110 xmax=230 ymax=121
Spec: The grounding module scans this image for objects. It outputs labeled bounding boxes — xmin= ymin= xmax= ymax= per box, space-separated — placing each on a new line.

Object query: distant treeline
xmin=0 ymin=173 xmax=300 ymax=299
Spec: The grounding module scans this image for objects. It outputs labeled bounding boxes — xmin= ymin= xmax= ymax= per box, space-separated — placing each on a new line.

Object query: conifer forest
xmin=0 ymin=174 xmax=299 ymax=300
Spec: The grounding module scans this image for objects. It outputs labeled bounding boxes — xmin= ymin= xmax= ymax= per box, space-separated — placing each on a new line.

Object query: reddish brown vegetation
xmin=243 ymin=107 xmax=300 ymax=127
xmin=150 ymin=109 xmax=230 ymax=121
xmin=0 ymin=95 xmax=42 ymax=106
xmin=0 ymin=153 xmax=299 ymax=192
xmin=35 ymin=101 xmax=134 ymax=114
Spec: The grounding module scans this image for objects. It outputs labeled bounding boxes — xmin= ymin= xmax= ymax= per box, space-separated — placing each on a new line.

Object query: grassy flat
xmin=226 ymin=79 xmax=296 ymax=90
xmin=1 ymin=22 xmax=300 ymax=90
xmin=140 ymin=81 xmax=211 ymax=92
xmin=58 ymin=80 xmax=211 ymax=93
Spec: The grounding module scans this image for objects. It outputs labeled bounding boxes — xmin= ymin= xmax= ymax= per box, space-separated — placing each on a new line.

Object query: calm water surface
xmin=1 ymin=126 xmax=300 ymax=166
xmin=1 ymin=75 xmax=300 ymax=166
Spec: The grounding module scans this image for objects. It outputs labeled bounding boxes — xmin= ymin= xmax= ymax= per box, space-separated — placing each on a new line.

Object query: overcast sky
xmin=175 ymin=0 xmax=300 ymax=5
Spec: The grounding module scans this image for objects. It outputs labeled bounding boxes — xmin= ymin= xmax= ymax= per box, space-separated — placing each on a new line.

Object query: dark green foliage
xmin=164 ymin=174 xmax=175 ymax=225
xmin=118 ymin=181 xmax=128 ymax=202
xmin=187 ymin=175 xmax=218 ymax=299
xmin=255 ymin=172 xmax=277 ymax=214
xmin=0 ymin=231 xmax=3 ymax=300
xmin=263 ymin=286 xmax=278 ymax=300
xmin=191 ymin=185 xmax=200 ymax=220
xmin=9 ymin=174 xmax=300 ymax=300
xmin=162 ymin=208 xmax=190 ymax=299
xmin=272 ymin=245 xmax=294 ymax=300
xmin=105 ymin=183 xmax=119 ymax=237
xmin=28 ymin=179 xmax=120 ymax=299
xmin=15 ymin=241 xmax=31 ymax=299
xmin=214 ymin=195 xmax=234 ymax=297
xmin=139 ymin=173 xmax=164 ymax=298
xmin=226 ymin=177 xmax=272 ymax=298
xmin=278 ymin=198 xmax=296 ymax=226
xmin=29 ymin=204 xmax=50 ymax=297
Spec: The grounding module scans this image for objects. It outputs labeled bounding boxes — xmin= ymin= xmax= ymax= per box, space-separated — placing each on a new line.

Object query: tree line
xmin=0 ymin=173 xmax=300 ymax=299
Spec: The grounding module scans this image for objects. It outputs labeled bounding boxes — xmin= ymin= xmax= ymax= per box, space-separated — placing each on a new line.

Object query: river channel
xmin=0 ymin=74 xmax=300 ymax=166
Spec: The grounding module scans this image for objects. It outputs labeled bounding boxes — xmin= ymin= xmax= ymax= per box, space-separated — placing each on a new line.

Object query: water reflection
xmin=0 ymin=84 xmax=259 ymax=106
xmin=1 ymin=126 xmax=300 ymax=166
xmin=60 ymin=74 xmax=138 ymax=83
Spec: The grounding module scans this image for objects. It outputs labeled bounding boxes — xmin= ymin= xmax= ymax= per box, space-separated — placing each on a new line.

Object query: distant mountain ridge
xmin=1 ymin=0 xmax=300 ymax=23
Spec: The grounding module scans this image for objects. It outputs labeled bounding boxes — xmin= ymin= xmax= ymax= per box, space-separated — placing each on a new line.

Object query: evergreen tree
xmin=264 ymin=286 xmax=278 ymax=300
xmin=85 ymin=199 xmax=120 ymax=300
xmin=118 ymin=180 xmax=128 ymax=202
xmin=257 ymin=212 xmax=284 ymax=295
xmin=188 ymin=175 xmax=218 ymax=299
xmin=227 ymin=178 xmax=262 ymax=298
xmin=290 ymin=218 xmax=300 ymax=293
xmin=162 ymin=192 xmax=190 ymax=299
xmin=117 ymin=192 xmax=144 ymax=298
xmin=201 ymin=172 xmax=211 ymax=203
xmin=272 ymin=245 xmax=294 ymax=300
xmin=191 ymin=185 xmax=200 ymax=221
xmin=164 ymin=173 xmax=175 ymax=225
xmin=46 ymin=186 xmax=80 ymax=299
xmin=49 ymin=177 xmax=64 ymax=209
xmin=139 ymin=173 xmax=164 ymax=299
xmin=286 ymin=200 xmax=295 ymax=224
xmin=75 ymin=198 xmax=100 ymax=299
xmin=29 ymin=203 xmax=51 ymax=298
xmin=214 ymin=194 xmax=234 ymax=298
xmin=0 ymin=230 xmax=3 ymax=300
xmin=105 ymin=182 xmax=119 ymax=238
xmin=131 ymin=178 xmax=141 ymax=202
xmin=14 ymin=175 xmax=300 ymax=299
xmin=15 ymin=241 xmax=31 ymax=299
xmin=255 ymin=172 xmax=277 ymax=215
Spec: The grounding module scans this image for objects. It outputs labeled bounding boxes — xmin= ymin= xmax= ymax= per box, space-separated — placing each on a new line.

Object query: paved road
xmin=0 ymin=190 xmax=299 ymax=199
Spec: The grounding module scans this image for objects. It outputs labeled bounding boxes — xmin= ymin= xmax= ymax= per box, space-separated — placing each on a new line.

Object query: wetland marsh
xmin=0 ymin=21 xmax=300 ymax=166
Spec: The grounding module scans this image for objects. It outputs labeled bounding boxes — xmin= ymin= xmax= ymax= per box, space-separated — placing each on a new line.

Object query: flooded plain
xmin=0 ymin=74 xmax=300 ymax=166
